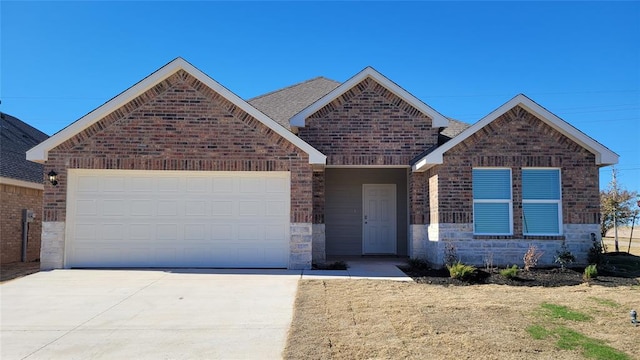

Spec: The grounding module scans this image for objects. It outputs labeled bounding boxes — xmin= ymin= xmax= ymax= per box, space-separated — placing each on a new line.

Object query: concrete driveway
xmin=1 ymin=269 xmax=300 ymax=360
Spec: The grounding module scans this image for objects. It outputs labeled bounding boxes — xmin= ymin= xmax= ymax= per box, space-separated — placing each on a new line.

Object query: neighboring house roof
xmin=290 ymin=66 xmax=449 ymax=129
xmin=248 ymin=77 xmax=340 ymax=130
xmin=412 ymin=94 xmax=619 ymax=172
xmin=0 ymin=112 xmax=48 ymax=187
xmin=26 ymin=57 xmax=327 ymax=165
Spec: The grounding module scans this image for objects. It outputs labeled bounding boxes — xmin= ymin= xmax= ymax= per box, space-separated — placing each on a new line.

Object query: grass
xmin=284 ymin=280 xmax=639 ymax=359
xmin=528 ymin=325 xmax=630 ymax=360
xmin=588 ymin=297 xmax=620 ymax=308
xmin=529 ymin=303 xmax=629 ymax=359
xmin=540 ymin=303 xmax=592 ymax=321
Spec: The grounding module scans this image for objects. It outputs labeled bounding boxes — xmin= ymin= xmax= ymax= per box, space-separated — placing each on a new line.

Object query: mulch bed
xmin=400 ymin=266 xmax=640 ymax=287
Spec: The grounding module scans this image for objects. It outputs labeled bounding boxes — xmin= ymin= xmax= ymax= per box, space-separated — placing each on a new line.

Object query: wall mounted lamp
xmin=48 ymin=170 xmax=58 ymax=186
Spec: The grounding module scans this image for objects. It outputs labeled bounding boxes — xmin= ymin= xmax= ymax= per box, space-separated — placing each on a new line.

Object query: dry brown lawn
xmin=603 ymin=237 xmax=640 ymax=256
xmin=284 ymin=280 xmax=639 ymax=360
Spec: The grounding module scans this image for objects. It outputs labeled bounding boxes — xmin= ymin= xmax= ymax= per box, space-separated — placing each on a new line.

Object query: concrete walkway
xmin=302 ymin=257 xmax=413 ymax=281
xmin=1 ymin=269 xmax=299 ymax=360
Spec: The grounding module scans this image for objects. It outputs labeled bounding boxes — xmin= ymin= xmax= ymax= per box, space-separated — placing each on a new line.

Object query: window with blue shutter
xmin=472 ymin=168 xmax=512 ymax=235
xmin=522 ymin=169 xmax=562 ymax=235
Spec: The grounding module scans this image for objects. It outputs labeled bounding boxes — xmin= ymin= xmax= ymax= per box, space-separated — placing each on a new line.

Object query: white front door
xmin=362 ymin=184 xmax=397 ymax=254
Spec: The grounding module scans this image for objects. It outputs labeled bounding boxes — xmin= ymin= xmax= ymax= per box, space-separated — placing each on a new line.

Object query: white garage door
xmin=66 ymin=170 xmax=290 ymax=268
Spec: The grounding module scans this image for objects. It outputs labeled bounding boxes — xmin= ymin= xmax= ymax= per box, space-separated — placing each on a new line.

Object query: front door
xmin=362 ymin=184 xmax=397 ymax=254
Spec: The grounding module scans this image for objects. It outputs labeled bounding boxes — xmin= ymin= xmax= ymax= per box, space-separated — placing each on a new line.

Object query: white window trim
xmin=522 ymin=168 xmax=563 ymax=236
xmin=472 ymin=167 xmax=513 ymax=236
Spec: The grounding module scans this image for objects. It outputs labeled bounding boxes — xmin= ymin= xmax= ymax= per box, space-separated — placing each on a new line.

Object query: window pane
xmin=522 ymin=169 xmax=560 ymax=200
xmin=474 ymin=202 xmax=510 ymax=234
xmin=523 ymin=203 xmax=560 ymax=234
xmin=473 ymin=169 xmax=511 ymax=200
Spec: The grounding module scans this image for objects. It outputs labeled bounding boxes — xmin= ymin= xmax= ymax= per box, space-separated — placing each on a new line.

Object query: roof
xmin=439 ymin=118 xmax=470 ymax=144
xmin=289 ymin=66 xmax=449 ymax=129
xmin=248 ymin=77 xmax=340 ymax=130
xmin=412 ymin=94 xmax=619 ymax=172
xmin=0 ymin=112 xmax=49 ymax=185
xmin=26 ymin=57 xmax=327 ymax=165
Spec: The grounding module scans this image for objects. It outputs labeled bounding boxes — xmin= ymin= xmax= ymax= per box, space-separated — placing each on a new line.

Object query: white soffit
xmin=412 ymin=94 xmax=619 ymax=172
xmin=290 ymin=66 xmax=449 ymax=128
xmin=26 ymin=58 xmax=326 ymax=165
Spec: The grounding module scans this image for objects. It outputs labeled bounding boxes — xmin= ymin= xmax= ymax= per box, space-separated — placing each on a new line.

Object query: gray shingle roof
xmin=248 ymin=77 xmax=340 ymax=130
xmin=0 ymin=112 xmax=49 ymax=184
xmin=439 ymin=118 xmax=470 ymax=144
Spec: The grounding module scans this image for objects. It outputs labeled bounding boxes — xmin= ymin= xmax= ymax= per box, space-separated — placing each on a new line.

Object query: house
xmin=1 ymin=112 xmax=49 ymax=264
xmin=26 ymin=58 xmax=618 ymax=270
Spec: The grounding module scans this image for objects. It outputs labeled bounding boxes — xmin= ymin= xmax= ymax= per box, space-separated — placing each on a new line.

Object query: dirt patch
xmin=284 ymin=280 xmax=640 ymax=360
xmin=0 ymin=261 xmax=40 ymax=283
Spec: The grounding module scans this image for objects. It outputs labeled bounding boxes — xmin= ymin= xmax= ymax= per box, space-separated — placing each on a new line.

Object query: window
xmin=522 ymin=169 xmax=562 ymax=235
xmin=473 ymin=168 xmax=512 ymax=235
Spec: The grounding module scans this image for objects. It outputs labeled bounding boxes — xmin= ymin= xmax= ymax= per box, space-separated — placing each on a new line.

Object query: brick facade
xmin=435 ymin=105 xmax=599 ymax=235
xmin=42 ymin=70 xmax=313 ymax=224
xmin=0 ymin=184 xmax=43 ymax=264
xmin=298 ymin=77 xmax=439 ymax=165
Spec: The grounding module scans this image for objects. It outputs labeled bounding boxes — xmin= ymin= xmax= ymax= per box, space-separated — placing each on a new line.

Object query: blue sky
xmin=1 ymin=1 xmax=639 ymax=193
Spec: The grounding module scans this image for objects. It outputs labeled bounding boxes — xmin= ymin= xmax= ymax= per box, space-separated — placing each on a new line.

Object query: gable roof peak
xmin=289 ymin=66 xmax=449 ymax=129
xmin=412 ymin=93 xmax=619 ymax=172
xmin=26 ymin=58 xmax=326 ymax=165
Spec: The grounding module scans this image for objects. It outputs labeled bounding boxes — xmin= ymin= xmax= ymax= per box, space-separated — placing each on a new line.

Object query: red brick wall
xmin=43 ymin=70 xmax=312 ymax=223
xmin=1 ymin=184 xmax=43 ymax=264
xmin=409 ymin=171 xmax=428 ymax=224
xmin=312 ymin=171 xmax=325 ymax=224
xmin=436 ymin=105 xmax=599 ymax=234
xmin=298 ymin=78 xmax=439 ymax=165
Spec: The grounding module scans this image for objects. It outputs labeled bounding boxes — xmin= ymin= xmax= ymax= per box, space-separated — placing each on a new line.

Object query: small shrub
xmin=326 ymin=260 xmax=348 ymax=270
xmin=313 ymin=261 xmax=348 ymax=270
xmin=444 ymin=242 xmax=459 ymax=267
xmin=587 ymin=233 xmax=604 ymax=265
xmin=447 ymin=261 xmax=476 ymax=280
xmin=523 ymin=244 xmax=544 ymax=271
xmin=483 ymin=252 xmax=495 ymax=271
xmin=555 ymin=242 xmax=575 ymax=270
xmin=500 ymin=265 xmax=519 ymax=279
xmin=407 ymin=258 xmax=430 ymax=271
xmin=583 ymin=264 xmax=598 ymax=281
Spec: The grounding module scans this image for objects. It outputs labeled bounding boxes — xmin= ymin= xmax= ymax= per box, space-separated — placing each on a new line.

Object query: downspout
xmin=21 ymin=209 xmax=35 ymax=262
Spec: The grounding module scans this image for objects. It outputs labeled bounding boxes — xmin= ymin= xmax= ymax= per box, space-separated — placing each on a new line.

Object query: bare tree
xmin=600 ymin=168 xmax=639 ymax=252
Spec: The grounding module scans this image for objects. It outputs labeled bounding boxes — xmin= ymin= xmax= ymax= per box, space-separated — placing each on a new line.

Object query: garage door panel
xmin=67 ymin=170 xmax=290 ymax=268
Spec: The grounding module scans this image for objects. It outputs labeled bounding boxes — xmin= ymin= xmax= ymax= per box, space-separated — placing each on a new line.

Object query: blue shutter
xmin=473 ymin=169 xmax=511 ymax=199
xmin=522 ymin=170 xmax=560 ymax=200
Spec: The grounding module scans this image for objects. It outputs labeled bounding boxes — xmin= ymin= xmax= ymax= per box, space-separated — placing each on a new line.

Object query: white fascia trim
xmin=0 ymin=176 xmax=44 ymax=190
xmin=412 ymin=94 xmax=619 ymax=172
xmin=290 ymin=66 xmax=449 ymax=128
xmin=26 ymin=58 xmax=326 ymax=166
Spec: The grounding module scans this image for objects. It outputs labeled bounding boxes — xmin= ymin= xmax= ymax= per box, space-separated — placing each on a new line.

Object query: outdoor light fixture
xmin=48 ymin=170 xmax=58 ymax=186
xmin=631 ymin=310 xmax=637 ymax=326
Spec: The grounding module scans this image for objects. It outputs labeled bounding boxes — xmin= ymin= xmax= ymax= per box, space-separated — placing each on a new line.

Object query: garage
xmin=66 ymin=169 xmax=290 ymax=268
